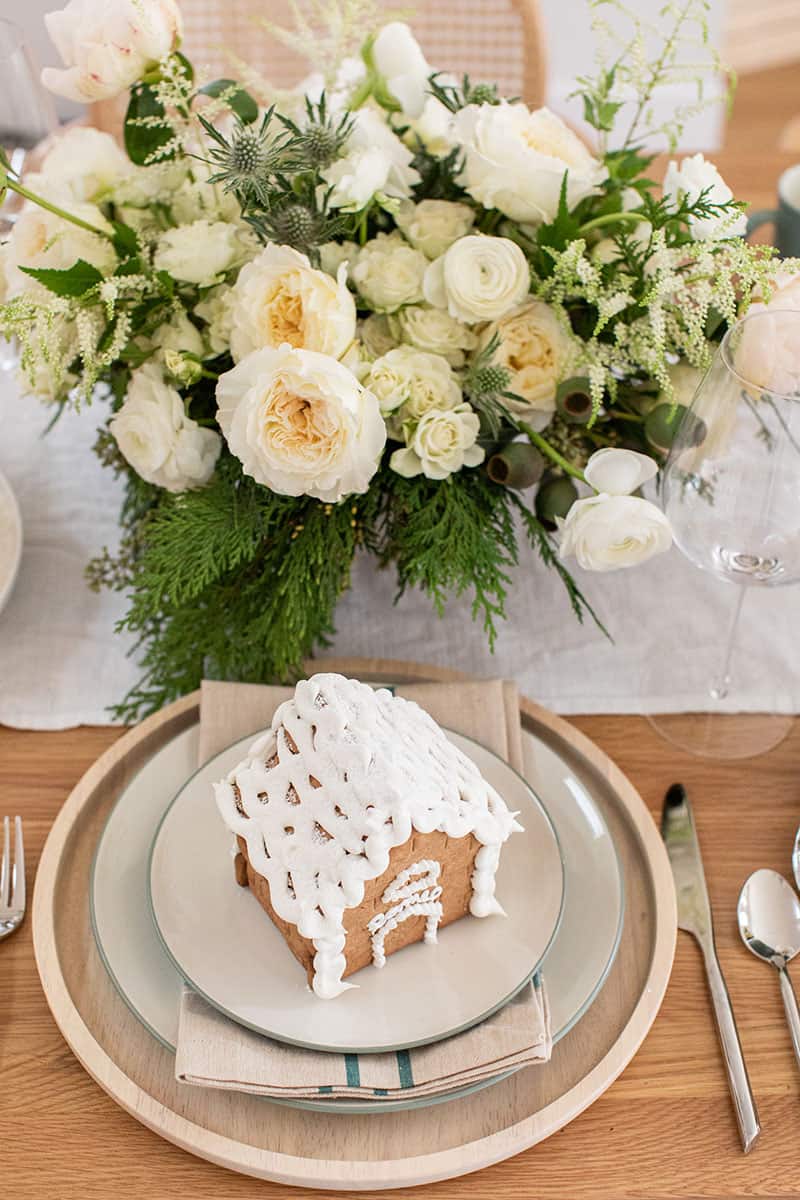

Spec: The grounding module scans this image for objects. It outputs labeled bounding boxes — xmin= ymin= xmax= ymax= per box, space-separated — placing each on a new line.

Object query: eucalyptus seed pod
xmin=556 ymin=377 xmax=594 ymax=424
xmin=487 ymin=442 xmax=545 ymax=489
xmin=535 ymin=474 xmax=579 ymax=529
xmin=644 ymin=403 xmax=706 ymax=453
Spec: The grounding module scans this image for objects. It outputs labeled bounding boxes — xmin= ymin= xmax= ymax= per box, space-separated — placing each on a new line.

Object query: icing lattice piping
xmin=214 ymin=673 xmax=522 ymax=999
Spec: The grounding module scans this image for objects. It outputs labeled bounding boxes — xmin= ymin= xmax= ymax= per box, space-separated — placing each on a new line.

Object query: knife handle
xmin=702 ymin=941 xmax=760 ymax=1153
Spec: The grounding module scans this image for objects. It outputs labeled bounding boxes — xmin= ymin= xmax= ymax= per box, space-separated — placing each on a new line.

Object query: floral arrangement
xmin=0 ymin=0 xmax=782 ymax=717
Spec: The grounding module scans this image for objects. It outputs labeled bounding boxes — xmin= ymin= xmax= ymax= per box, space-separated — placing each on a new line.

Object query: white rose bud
xmin=558 ymin=494 xmax=672 ymax=571
xmin=663 ymin=154 xmax=746 ymax=241
xmin=42 ymin=0 xmax=182 ymax=103
xmin=479 ymin=299 xmax=575 ymax=425
xmin=454 ymin=102 xmax=606 ymax=225
xmin=216 ymin=345 xmax=386 ymax=503
xmin=227 ymin=243 xmax=356 ymax=363
xmin=351 ymin=232 xmax=428 ymax=313
xmin=424 ymin=235 xmax=530 ymax=324
xmin=583 ymin=447 xmax=658 ymax=496
xmin=110 ymin=364 xmax=221 ymax=493
xmin=390 ymin=404 xmax=484 ymax=480
xmin=372 ymin=22 xmax=431 ymax=119
xmin=388 ymin=304 xmax=477 ymax=367
xmin=395 ymin=199 xmax=476 ymax=260
xmin=366 ymin=346 xmax=462 ymax=424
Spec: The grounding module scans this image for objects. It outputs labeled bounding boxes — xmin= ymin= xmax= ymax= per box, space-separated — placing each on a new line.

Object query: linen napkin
xmin=175 ymin=676 xmax=551 ymax=1102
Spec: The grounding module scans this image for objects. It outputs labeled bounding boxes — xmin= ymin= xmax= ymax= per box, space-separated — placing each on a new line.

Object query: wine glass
xmin=648 ymin=308 xmax=800 ymax=758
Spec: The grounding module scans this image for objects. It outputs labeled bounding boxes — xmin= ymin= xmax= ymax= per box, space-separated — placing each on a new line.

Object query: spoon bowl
xmin=792 ymin=827 xmax=800 ymax=895
xmin=738 ymin=868 xmax=800 ymax=968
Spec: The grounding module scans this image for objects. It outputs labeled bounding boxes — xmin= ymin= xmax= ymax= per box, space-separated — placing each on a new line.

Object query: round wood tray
xmin=32 ymin=658 xmax=676 ymax=1190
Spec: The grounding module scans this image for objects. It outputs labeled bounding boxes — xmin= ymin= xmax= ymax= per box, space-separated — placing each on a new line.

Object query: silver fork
xmin=0 ymin=816 xmax=25 ymax=940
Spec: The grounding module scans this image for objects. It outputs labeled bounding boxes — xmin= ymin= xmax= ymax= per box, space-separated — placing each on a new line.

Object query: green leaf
xmin=198 ymin=79 xmax=258 ymax=124
xmin=111 ymin=220 xmax=140 ymax=258
xmin=124 ymin=82 xmax=173 ymax=165
xmin=19 ymin=259 xmax=104 ymax=297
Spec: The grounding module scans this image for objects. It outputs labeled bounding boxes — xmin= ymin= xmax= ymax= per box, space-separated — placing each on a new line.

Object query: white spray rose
xmin=195 ymin=285 xmax=235 ymax=355
xmin=480 ymin=300 xmax=575 ymax=425
xmin=110 ymin=364 xmax=221 ymax=493
xmin=41 ymin=0 xmax=182 ymax=103
xmin=388 ymin=305 xmax=478 ymax=367
xmin=351 ymin=232 xmax=428 ymax=313
xmin=216 ymin=345 xmax=386 ymax=502
xmin=454 ymin=102 xmax=606 ymax=225
xmin=583 ymin=447 xmax=658 ymax=496
xmin=154 ymin=220 xmax=246 ymax=288
xmin=424 ymin=235 xmax=529 ymax=324
xmin=226 ymin=243 xmax=356 ymax=364
xmin=366 ymin=346 xmax=462 ymax=424
xmin=391 ymin=404 xmax=484 ymax=480
xmin=321 ymin=107 xmax=420 ymax=211
xmin=400 ymin=95 xmax=455 ymax=156
xmin=147 ymin=310 xmax=205 ymax=360
xmin=558 ymin=494 xmax=672 ymax=571
xmin=318 ymin=240 xmax=359 ymax=277
xmin=25 ymin=127 xmax=129 ymax=205
xmin=6 ymin=203 xmax=115 ymax=295
xmin=372 ymin=22 xmax=431 ymax=119
xmin=395 ymin=199 xmax=476 ymax=260
xmin=663 ymin=154 xmax=746 ymax=241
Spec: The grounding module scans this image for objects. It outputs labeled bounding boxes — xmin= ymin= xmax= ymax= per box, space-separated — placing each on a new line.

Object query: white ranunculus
xmin=558 ymin=494 xmax=672 ymax=571
xmin=388 ymin=304 xmax=478 ymax=367
xmin=663 ymin=154 xmax=747 ymax=241
xmin=479 ymin=299 xmax=575 ymax=425
xmin=372 ymin=22 xmax=431 ymax=119
xmin=454 ymin=102 xmax=607 ymax=225
xmin=321 ymin=107 xmax=420 ymax=211
xmin=583 ymin=447 xmax=658 ymax=496
xmin=390 ymin=404 xmax=484 ymax=480
xmin=351 ymin=232 xmax=428 ymax=313
xmin=216 ymin=345 xmax=386 ymax=502
xmin=25 ymin=127 xmax=129 ymax=205
xmin=41 ymin=0 xmax=182 ymax=103
xmin=424 ymin=235 xmax=530 ymax=324
xmin=195 ymin=285 xmax=235 ymax=355
xmin=227 ymin=243 xmax=356 ymax=364
xmin=110 ymin=363 xmax=221 ymax=492
xmin=6 ymin=202 xmax=115 ymax=295
xmin=395 ymin=199 xmax=476 ymax=260
xmin=366 ymin=346 xmax=462 ymax=425
xmin=318 ymin=240 xmax=359 ymax=278
xmin=154 ymin=220 xmax=249 ymax=288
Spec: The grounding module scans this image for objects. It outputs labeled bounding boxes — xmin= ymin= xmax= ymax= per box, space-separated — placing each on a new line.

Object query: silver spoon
xmin=738 ymin=868 xmax=800 ymax=1071
xmin=791 ymin=827 xmax=800 ymax=894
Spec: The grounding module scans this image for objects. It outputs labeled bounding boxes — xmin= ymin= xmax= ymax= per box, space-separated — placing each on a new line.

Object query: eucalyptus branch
xmin=3 ymin=178 xmax=114 ymax=240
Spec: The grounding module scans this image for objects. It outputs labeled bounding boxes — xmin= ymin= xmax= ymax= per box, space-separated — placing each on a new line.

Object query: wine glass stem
xmin=710 ymin=588 xmax=747 ymax=702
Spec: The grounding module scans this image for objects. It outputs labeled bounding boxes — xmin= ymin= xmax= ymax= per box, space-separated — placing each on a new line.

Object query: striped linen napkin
xmin=174 ymin=676 xmax=551 ymax=1103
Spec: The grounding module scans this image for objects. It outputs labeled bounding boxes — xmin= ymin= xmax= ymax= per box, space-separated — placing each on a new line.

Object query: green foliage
xmin=124 ymin=80 xmax=174 ymax=165
xmin=427 ymin=73 xmax=503 ymax=113
xmin=19 ymin=259 xmax=103 ymax=297
xmin=198 ymin=78 xmax=259 ymax=123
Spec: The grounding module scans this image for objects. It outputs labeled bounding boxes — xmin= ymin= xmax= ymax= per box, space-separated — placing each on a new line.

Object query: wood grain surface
xmin=3 ymin=61 xmax=800 ymax=1200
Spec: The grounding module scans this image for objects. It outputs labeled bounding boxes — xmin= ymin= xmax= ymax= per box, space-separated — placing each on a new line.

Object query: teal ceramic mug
xmin=747 ymin=164 xmax=800 ymax=257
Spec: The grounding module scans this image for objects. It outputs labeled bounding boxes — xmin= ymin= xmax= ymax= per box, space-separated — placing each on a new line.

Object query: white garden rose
xmin=663 ymin=154 xmax=746 ymax=241
xmin=424 ymin=235 xmax=530 ymax=324
xmin=351 ymin=233 xmax=428 ymax=313
xmin=388 ymin=305 xmax=478 ymax=367
xmin=321 ymin=107 xmax=420 ymax=211
xmin=195 ymin=285 xmax=235 ymax=355
xmin=318 ymin=240 xmax=359 ymax=277
xmin=365 ymin=346 xmax=462 ymax=424
xmin=216 ymin=345 xmax=386 ymax=502
xmin=390 ymin=404 xmax=484 ymax=480
xmin=154 ymin=220 xmax=246 ymax=288
xmin=479 ymin=299 xmax=575 ymax=425
xmin=110 ymin=363 xmax=221 ymax=492
xmin=372 ymin=22 xmax=431 ymax=119
xmin=558 ymin=494 xmax=672 ymax=571
xmin=6 ymin=203 xmax=115 ymax=295
xmin=583 ymin=448 xmax=658 ymax=496
xmin=454 ymin=102 xmax=606 ymax=225
xmin=41 ymin=0 xmax=182 ymax=103
xmin=227 ymin=244 xmax=356 ymax=364
xmin=395 ymin=199 xmax=476 ymax=260
xmin=25 ymin=127 xmax=129 ymax=205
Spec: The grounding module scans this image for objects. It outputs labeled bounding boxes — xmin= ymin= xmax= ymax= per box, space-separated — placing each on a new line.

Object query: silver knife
xmin=662 ymin=783 xmax=760 ymax=1153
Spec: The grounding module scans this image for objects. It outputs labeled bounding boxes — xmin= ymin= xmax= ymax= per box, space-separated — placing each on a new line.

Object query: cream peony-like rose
xmin=6 ymin=202 xmax=115 ymax=295
xmin=390 ymin=404 xmax=484 ymax=480
xmin=388 ymin=304 xmax=477 ymax=367
xmin=351 ymin=232 xmax=428 ymax=313
xmin=583 ymin=448 xmax=658 ymax=496
xmin=365 ymin=346 xmax=462 ymax=424
xmin=424 ymin=235 xmax=530 ymax=324
xmin=25 ymin=127 xmax=129 ymax=205
xmin=226 ymin=244 xmax=356 ymax=365
xmin=372 ymin=22 xmax=431 ymax=119
xmin=395 ymin=199 xmax=476 ymax=260
xmin=42 ymin=0 xmax=182 ymax=103
xmin=663 ymin=154 xmax=746 ymax=242
xmin=110 ymin=363 xmax=221 ymax=492
xmin=216 ymin=345 xmax=386 ymax=502
xmin=321 ymin=107 xmax=420 ymax=211
xmin=154 ymin=220 xmax=246 ymax=288
xmin=558 ymin=494 xmax=672 ymax=571
xmin=454 ymin=102 xmax=606 ymax=225
xmin=479 ymin=299 xmax=575 ymax=425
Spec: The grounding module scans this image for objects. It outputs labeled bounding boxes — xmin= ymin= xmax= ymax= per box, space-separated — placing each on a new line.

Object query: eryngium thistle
xmin=468 ymin=363 xmax=512 ymax=397
xmin=264 ymin=203 xmax=323 ymax=247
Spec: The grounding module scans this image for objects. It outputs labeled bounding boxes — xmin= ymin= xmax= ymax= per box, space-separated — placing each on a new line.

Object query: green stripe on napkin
xmin=344 ymin=1053 xmax=361 ymax=1087
xmin=396 ymin=1049 xmax=414 ymax=1088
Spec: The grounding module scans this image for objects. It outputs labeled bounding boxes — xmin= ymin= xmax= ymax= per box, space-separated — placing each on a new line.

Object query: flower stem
xmin=576 ymin=210 xmax=643 ymax=237
xmin=518 ymin=421 xmax=587 ymax=483
xmin=4 ymin=178 xmax=114 ymax=240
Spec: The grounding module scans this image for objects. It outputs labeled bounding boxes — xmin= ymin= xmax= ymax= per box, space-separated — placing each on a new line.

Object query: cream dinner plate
xmin=91 ymin=720 xmax=624 ymax=1112
xmin=148 ymin=730 xmax=565 ymax=1054
xmin=0 ymin=467 xmax=22 ymax=616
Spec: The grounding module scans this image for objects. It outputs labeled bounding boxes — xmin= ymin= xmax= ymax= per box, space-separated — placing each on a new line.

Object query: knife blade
xmin=662 ymin=783 xmax=760 ymax=1153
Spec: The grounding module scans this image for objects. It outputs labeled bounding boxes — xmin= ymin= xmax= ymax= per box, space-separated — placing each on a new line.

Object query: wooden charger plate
xmin=32 ymin=658 xmax=676 ymax=1190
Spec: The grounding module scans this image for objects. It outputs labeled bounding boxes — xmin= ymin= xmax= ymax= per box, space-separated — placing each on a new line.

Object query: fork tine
xmin=0 ymin=816 xmax=9 ymax=908
xmin=11 ymin=817 xmax=24 ymax=912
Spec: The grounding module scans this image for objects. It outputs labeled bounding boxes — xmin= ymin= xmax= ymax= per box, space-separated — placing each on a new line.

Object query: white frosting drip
xmin=367 ymin=859 xmax=443 ymax=968
xmin=214 ymin=673 xmax=522 ymax=999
